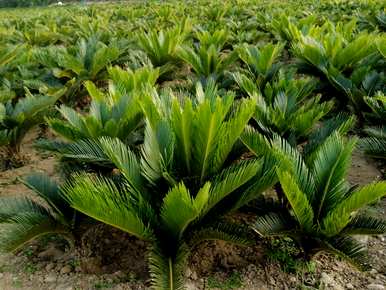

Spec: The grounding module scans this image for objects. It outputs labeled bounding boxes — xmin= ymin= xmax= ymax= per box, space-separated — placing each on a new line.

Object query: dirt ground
xmin=0 ymin=131 xmax=385 ymax=290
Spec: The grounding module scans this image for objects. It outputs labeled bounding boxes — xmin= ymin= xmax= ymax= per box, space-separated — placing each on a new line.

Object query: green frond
xmin=36 ymin=139 xmax=113 ymax=167
xmin=21 ymin=173 xmax=63 ymax=213
xmin=0 ymin=197 xmax=51 ymax=223
xmin=363 ymin=126 xmax=386 ymax=139
xmin=161 ymin=183 xmax=209 ymax=241
xmin=196 ymin=29 xmax=228 ymax=51
xmin=364 ymin=93 xmax=386 ymax=122
xmin=277 ymin=169 xmax=314 ymax=232
xmin=205 ymin=159 xmax=262 ymax=215
xmin=304 ymin=113 xmax=356 ymax=156
xmin=0 ymin=213 xmax=71 ymax=253
xmin=232 ymin=72 xmax=259 ymax=97
xmin=253 ymin=212 xmax=296 ymax=237
xmin=324 ymin=236 xmax=369 ymax=271
xmin=46 ymin=117 xmax=85 ymax=141
xmin=240 ymin=125 xmax=272 ymax=158
xmin=140 ymin=120 xmax=164 ymax=184
xmin=309 ymin=133 xmax=356 ymax=219
xmin=55 ymin=105 xmax=86 ymax=132
xmin=148 ymin=243 xmax=190 ymax=290
xmin=271 ymin=135 xmax=316 ymax=200
xmin=359 ymin=134 xmax=386 ymax=159
xmin=62 ymin=173 xmax=154 ymax=241
xmin=84 ymin=80 xmax=105 ymax=101
xmin=342 ymin=215 xmax=386 ymax=235
xmin=138 ymin=24 xmax=188 ymax=68
xmin=0 ymin=45 xmax=19 ymax=67
xmin=322 ymin=181 xmax=386 ymax=237
xmin=192 ymin=96 xmax=231 ymax=182
xmin=213 ymin=98 xmax=256 ymax=172
xmin=189 ymin=222 xmax=254 ymax=247
xmin=178 ymin=44 xmax=236 ymax=80
xmin=99 ymin=137 xmax=145 ymax=193
xmin=170 ymin=98 xmax=194 ymax=174
xmin=237 ymin=42 xmax=283 ymax=85
xmin=107 ymin=65 xmax=159 ymax=94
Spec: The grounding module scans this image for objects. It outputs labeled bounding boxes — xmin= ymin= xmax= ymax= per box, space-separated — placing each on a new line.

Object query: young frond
xmin=148 ymin=243 xmax=190 ymax=290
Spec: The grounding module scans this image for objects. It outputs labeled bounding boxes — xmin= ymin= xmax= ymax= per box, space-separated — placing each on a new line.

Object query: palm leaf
xmin=324 ymin=236 xmax=369 ymax=270
xmin=359 ymin=135 xmax=386 ymax=159
xmin=309 ymin=133 xmax=356 ymax=219
xmin=0 ymin=213 xmax=70 ymax=253
xmin=0 ymin=197 xmax=51 ymax=223
xmin=277 ymin=169 xmax=314 ymax=232
xmin=204 ymin=159 xmax=262 ymax=215
xmin=99 ymin=137 xmax=145 ymax=194
xmin=148 ymin=243 xmax=190 ymax=290
xmin=342 ymin=215 xmax=386 ymax=235
xmin=62 ymin=173 xmax=154 ymax=241
xmin=46 ymin=138 xmax=111 ymax=165
xmin=239 ymin=125 xmax=272 ymax=158
xmin=253 ymin=212 xmax=295 ymax=237
xmin=189 ymin=221 xmax=253 ymax=247
xmin=161 ymin=183 xmax=210 ymax=241
xmin=322 ymin=182 xmax=386 ymax=237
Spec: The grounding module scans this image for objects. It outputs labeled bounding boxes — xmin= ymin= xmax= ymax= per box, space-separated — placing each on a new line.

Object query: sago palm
xmin=291 ymin=19 xmax=384 ymax=117
xmin=39 ymin=66 xmax=158 ymax=165
xmin=62 ymin=89 xmax=277 ymax=289
xmin=0 ymin=45 xmax=19 ymax=67
xmin=0 ymin=90 xmax=61 ymax=167
xmin=364 ymin=92 xmax=386 ymax=123
xmin=137 ymin=21 xmax=191 ymax=78
xmin=0 ymin=173 xmax=76 ymax=252
xmin=235 ymin=70 xmax=333 ymax=146
xmin=177 ymin=30 xmax=237 ymax=85
xmin=360 ymin=126 xmax=386 ymax=160
xmin=236 ymin=42 xmax=284 ymax=89
xmin=34 ymin=36 xmax=124 ymax=102
xmin=252 ymin=133 xmax=386 ymax=269
xmin=359 ymin=92 xmax=386 ymax=160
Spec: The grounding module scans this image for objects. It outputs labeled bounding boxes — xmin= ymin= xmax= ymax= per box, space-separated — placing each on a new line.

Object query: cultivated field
xmin=0 ymin=1 xmax=385 ymax=289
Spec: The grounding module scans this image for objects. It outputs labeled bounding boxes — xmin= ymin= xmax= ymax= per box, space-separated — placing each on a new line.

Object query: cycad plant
xmin=137 ymin=21 xmax=191 ymax=78
xmin=236 ymin=42 xmax=284 ymax=90
xmin=270 ymin=14 xmax=317 ymax=43
xmin=177 ymin=29 xmax=237 ymax=85
xmin=1 ymin=49 xmax=65 ymax=102
xmin=235 ymin=70 xmax=333 ymax=146
xmin=0 ymin=174 xmax=76 ymax=252
xmin=40 ymin=66 xmax=158 ymax=165
xmin=360 ymin=127 xmax=386 ymax=160
xmin=252 ymin=133 xmax=386 ymax=269
xmin=0 ymin=90 xmax=60 ymax=167
xmin=0 ymin=45 xmax=20 ymax=103
xmin=359 ymin=11 xmax=386 ymax=32
xmin=364 ymin=92 xmax=386 ymax=123
xmin=62 ymin=88 xmax=276 ymax=289
xmin=34 ymin=36 xmax=124 ymax=102
xmin=291 ymin=19 xmax=384 ymax=117
xmin=0 ymin=45 xmax=19 ymax=67
xmin=359 ymin=92 xmax=386 ymax=160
